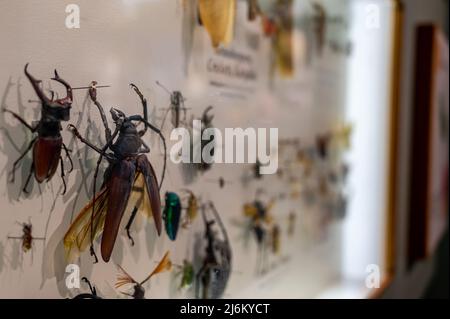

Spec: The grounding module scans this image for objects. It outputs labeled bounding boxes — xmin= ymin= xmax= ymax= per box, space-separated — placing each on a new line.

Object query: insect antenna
xmin=155 ymin=81 xmax=172 ymax=96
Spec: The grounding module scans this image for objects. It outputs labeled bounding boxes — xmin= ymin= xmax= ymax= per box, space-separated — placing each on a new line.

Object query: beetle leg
xmin=81 ymin=277 xmax=96 ymax=295
xmin=67 ymin=125 xmax=108 ymax=157
xmin=195 ymin=264 xmax=207 ymax=299
xmin=90 ymin=246 xmax=99 ymax=264
xmin=158 ymin=107 xmax=171 ymax=133
xmin=62 ymin=143 xmax=74 ymax=173
xmin=9 ymin=137 xmax=37 ymax=183
xmin=2 ymin=108 xmax=37 ymax=132
xmin=131 ymin=116 xmax=167 ymax=189
xmin=139 ymin=140 xmax=150 ymax=154
xmin=125 ymin=206 xmax=138 ymax=246
xmin=130 ymin=84 xmax=149 ymax=137
xmin=89 ymin=83 xmax=112 ymax=142
xmin=22 ymin=163 xmax=34 ymax=195
xmin=59 ymin=156 xmax=67 ymax=195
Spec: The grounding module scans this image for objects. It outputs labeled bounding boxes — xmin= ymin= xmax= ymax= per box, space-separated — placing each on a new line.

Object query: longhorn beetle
xmin=64 ymin=83 xmax=166 ymax=263
xmin=2 ymin=64 xmax=73 ymax=195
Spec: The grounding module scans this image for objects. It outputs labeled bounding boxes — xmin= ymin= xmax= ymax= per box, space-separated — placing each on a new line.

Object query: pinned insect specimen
xmin=273 ymin=0 xmax=295 ymax=77
xmin=207 ymin=177 xmax=231 ymax=189
xmin=316 ymin=134 xmax=331 ymax=159
xmin=254 ymin=159 xmax=262 ymax=179
xmin=196 ymin=201 xmax=232 ymax=299
xmin=73 ymin=277 xmax=101 ymax=299
xmin=247 ymin=0 xmax=261 ymax=21
xmin=288 ymin=211 xmax=296 ymax=237
xmin=198 ymin=0 xmax=236 ymax=48
xmin=156 ymin=81 xmax=188 ymax=130
xmin=2 ymin=64 xmax=73 ymax=195
xmin=271 ymin=224 xmax=281 ymax=254
xmin=163 ymin=192 xmax=182 ymax=241
xmin=244 ymin=197 xmax=275 ymax=244
xmin=198 ymin=106 xmax=215 ymax=172
xmin=176 ymin=259 xmax=195 ymax=290
xmin=115 ymin=251 xmax=172 ymax=299
xmin=64 ymin=83 xmax=167 ymax=263
xmin=312 ymin=2 xmax=327 ymax=56
xmin=181 ymin=189 xmax=199 ymax=228
xmin=8 ymin=222 xmax=45 ymax=252
xmin=335 ymin=123 xmax=353 ymax=150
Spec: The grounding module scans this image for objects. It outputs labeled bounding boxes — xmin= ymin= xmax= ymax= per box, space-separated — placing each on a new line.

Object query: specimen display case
xmin=0 ymin=0 xmax=401 ymax=298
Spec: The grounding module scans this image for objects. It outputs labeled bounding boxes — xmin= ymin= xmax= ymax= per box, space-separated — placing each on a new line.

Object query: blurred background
xmin=0 ymin=0 xmax=448 ymax=299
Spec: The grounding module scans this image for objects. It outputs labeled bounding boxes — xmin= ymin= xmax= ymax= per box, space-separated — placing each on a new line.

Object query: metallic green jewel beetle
xmin=163 ymin=192 xmax=182 ymax=241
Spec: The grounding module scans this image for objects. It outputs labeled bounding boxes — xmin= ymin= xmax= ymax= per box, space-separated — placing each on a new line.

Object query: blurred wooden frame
xmin=369 ymin=0 xmax=403 ymax=299
xmin=407 ymin=24 xmax=449 ymax=268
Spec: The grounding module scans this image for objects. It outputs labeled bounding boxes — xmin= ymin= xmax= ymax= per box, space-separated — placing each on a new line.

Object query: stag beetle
xmin=64 ymin=83 xmax=166 ymax=263
xmin=2 ymin=64 xmax=73 ymax=195
xmin=196 ymin=201 xmax=232 ymax=299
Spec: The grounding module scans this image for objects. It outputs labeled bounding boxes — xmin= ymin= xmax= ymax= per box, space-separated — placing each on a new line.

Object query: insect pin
xmin=8 ymin=221 xmax=45 ymax=253
xmin=64 ymin=83 xmax=167 ymax=263
xmin=3 ymin=64 xmax=74 ymax=195
xmin=115 ymin=251 xmax=172 ymax=299
xmin=206 ymin=177 xmax=232 ymax=189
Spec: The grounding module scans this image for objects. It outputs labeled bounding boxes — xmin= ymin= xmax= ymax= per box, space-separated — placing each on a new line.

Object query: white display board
xmin=0 ymin=0 xmax=395 ymax=299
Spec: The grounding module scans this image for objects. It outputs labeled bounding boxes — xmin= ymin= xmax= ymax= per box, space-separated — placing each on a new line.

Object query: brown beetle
xmin=2 ymin=64 xmax=73 ymax=195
